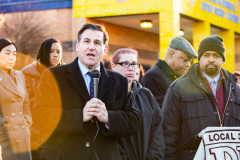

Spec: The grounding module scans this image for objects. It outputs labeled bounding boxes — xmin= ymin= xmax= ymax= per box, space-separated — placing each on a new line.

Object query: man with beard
xmin=141 ymin=37 xmax=197 ymax=108
xmin=162 ymin=35 xmax=240 ymax=160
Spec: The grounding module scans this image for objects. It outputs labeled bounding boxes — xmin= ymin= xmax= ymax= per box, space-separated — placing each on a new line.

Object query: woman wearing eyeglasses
xmin=0 ymin=38 xmax=31 ymax=160
xmin=111 ymin=48 xmax=164 ymax=160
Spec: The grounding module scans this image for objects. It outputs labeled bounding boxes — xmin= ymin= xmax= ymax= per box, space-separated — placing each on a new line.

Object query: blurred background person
xmin=21 ymin=38 xmax=63 ymax=159
xmin=141 ymin=37 xmax=197 ymax=108
xmin=233 ymin=71 xmax=240 ymax=85
xmin=111 ymin=48 xmax=164 ymax=160
xmin=22 ymin=38 xmax=63 ymax=110
xmin=135 ymin=64 xmax=145 ymax=82
xmin=0 ymin=38 xmax=32 ymax=160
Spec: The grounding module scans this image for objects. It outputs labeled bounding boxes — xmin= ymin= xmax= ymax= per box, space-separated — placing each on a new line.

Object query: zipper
xmin=221 ymin=83 xmax=232 ymax=126
xmin=207 ymin=83 xmax=232 ymax=127
xmin=208 ymin=90 xmax=222 ymax=127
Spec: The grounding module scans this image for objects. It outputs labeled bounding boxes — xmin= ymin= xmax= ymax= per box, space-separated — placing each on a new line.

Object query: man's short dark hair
xmin=77 ymin=23 xmax=109 ymax=45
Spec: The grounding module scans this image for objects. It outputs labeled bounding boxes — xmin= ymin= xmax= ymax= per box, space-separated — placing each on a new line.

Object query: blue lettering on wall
xmin=227 ymin=12 xmax=239 ymax=23
xmin=202 ymin=1 xmax=214 ymax=14
xmin=215 ymin=6 xmax=225 ymax=18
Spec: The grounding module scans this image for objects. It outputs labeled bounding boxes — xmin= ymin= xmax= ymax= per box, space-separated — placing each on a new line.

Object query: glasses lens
xmin=122 ymin=62 xmax=130 ymax=68
xmin=132 ymin=63 xmax=140 ymax=69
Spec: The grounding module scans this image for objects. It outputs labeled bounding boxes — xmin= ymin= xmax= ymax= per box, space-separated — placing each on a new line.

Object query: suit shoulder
xmin=49 ymin=64 xmax=68 ymax=71
xmin=144 ymin=65 xmax=162 ymax=76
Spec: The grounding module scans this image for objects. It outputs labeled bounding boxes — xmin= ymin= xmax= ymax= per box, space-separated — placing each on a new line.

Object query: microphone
xmin=91 ymin=69 xmax=100 ymax=98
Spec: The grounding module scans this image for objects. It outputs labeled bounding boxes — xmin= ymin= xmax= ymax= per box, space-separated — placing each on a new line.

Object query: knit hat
xmin=198 ymin=35 xmax=225 ymax=61
xmin=169 ymin=37 xmax=198 ymax=59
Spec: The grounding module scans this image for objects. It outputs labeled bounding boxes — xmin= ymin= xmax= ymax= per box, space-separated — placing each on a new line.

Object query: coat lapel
xmin=0 ymin=68 xmax=21 ymax=97
xmin=98 ymin=63 xmax=112 ymax=99
xmin=67 ymin=58 xmax=90 ymax=102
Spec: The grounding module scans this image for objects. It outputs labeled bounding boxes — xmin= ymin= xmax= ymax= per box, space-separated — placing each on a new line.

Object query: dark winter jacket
xmin=141 ymin=59 xmax=177 ymax=108
xmin=118 ymin=80 xmax=164 ymax=160
xmin=162 ymin=63 xmax=240 ymax=160
xmin=32 ymin=58 xmax=141 ymax=160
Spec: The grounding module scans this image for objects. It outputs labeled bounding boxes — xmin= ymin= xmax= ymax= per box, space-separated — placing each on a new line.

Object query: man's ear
xmin=76 ymin=42 xmax=79 ymax=52
xmin=104 ymin=45 xmax=109 ymax=56
xmin=169 ymin=50 xmax=175 ymax=58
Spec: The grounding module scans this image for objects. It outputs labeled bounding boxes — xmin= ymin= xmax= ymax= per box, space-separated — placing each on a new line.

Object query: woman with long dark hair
xmin=0 ymin=38 xmax=32 ymax=160
xmin=22 ymin=38 xmax=63 ymax=109
xmin=21 ymin=38 xmax=63 ymax=159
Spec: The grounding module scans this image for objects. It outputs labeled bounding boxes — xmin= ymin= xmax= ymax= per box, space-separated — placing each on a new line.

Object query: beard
xmin=204 ymin=63 xmax=219 ymax=76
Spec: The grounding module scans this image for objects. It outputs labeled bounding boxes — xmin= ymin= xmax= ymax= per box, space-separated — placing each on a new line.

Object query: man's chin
xmin=205 ymin=68 xmax=218 ymax=76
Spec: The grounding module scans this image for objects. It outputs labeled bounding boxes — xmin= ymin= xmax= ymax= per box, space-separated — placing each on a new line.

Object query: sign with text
xmin=201 ymin=0 xmax=239 ymax=23
xmin=194 ymin=127 xmax=240 ymax=160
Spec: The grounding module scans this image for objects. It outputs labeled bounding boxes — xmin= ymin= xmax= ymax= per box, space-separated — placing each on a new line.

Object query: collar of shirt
xmin=202 ymin=71 xmax=220 ymax=86
xmin=200 ymin=68 xmax=225 ymax=97
xmin=78 ymin=60 xmax=100 ymax=94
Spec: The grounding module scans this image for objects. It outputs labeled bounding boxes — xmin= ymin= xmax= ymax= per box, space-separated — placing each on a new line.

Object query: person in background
xmin=135 ymin=64 xmax=145 ymax=82
xmin=233 ymin=71 xmax=240 ymax=85
xmin=32 ymin=23 xmax=141 ymax=160
xmin=111 ymin=48 xmax=164 ymax=160
xmin=162 ymin=35 xmax=240 ymax=160
xmin=0 ymin=38 xmax=32 ymax=160
xmin=21 ymin=38 xmax=63 ymax=159
xmin=22 ymin=38 xmax=63 ymax=110
xmin=141 ymin=37 xmax=197 ymax=108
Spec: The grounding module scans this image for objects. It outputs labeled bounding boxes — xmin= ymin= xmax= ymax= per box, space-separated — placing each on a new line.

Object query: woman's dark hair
xmin=139 ymin=64 xmax=145 ymax=82
xmin=37 ymin=38 xmax=63 ymax=67
xmin=0 ymin=38 xmax=17 ymax=52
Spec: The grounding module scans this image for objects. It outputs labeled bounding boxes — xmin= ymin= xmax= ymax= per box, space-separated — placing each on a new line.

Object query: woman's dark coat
xmin=118 ymin=80 xmax=164 ymax=160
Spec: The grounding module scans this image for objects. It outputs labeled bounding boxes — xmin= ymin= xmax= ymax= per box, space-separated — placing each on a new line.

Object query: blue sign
xmin=0 ymin=0 xmax=72 ymax=13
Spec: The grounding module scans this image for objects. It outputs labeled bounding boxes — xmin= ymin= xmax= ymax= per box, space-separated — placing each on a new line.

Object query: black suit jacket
xmin=141 ymin=59 xmax=177 ymax=108
xmin=32 ymin=58 xmax=141 ymax=160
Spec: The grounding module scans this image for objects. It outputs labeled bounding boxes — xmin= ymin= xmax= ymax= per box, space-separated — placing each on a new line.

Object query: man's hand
xmin=83 ymin=98 xmax=109 ymax=124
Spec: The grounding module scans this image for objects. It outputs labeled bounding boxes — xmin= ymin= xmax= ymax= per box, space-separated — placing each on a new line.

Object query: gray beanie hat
xmin=198 ymin=35 xmax=225 ymax=61
xmin=169 ymin=37 xmax=198 ymax=59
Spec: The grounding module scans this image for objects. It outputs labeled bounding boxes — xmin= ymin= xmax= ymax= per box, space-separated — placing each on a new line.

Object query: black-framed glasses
xmin=114 ymin=61 xmax=140 ymax=69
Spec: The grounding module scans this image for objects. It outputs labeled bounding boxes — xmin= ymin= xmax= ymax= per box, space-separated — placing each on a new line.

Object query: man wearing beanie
xmin=162 ymin=35 xmax=240 ymax=160
xmin=141 ymin=37 xmax=197 ymax=108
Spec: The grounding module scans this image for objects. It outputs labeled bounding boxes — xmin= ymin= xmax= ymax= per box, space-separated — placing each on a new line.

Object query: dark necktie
xmin=87 ymin=71 xmax=94 ymax=99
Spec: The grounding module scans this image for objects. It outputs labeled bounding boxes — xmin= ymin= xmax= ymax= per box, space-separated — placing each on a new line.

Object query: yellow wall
xmin=73 ymin=0 xmax=240 ymax=72
xmin=74 ymin=0 xmax=159 ymax=18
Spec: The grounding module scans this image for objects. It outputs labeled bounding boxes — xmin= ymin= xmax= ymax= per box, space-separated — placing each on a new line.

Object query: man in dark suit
xmin=32 ymin=23 xmax=141 ymax=160
xmin=141 ymin=37 xmax=198 ymax=108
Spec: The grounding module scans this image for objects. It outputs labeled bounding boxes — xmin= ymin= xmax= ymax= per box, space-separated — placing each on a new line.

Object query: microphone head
xmin=91 ymin=69 xmax=100 ymax=78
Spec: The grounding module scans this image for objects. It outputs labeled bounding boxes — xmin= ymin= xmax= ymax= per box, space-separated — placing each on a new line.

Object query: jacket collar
xmin=156 ymin=59 xmax=177 ymax=80
xmin=67 ymin=57 xmax=112 ymax=102
xmin=131 ymin=80 xmax=142 ymax=97
xmin=187 ymin=63 xmax=238 ymax=91
xmin=0 ymin=68 xmax=21 ymax=97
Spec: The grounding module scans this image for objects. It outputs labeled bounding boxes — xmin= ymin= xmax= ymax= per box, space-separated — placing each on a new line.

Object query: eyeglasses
xmin=114 ymin=61 xmax=140 ymax=69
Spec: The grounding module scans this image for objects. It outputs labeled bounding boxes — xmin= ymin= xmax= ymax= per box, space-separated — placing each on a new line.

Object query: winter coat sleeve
xmin=32 ymin=69 xmax=66 ymax=134
xmin=145 ymin=95 xmax=165 ymax=160
xmin=162 ymin=86 xmax=182 ymax=160
xmin=24 ymin=76 xmax=37 ymax=110
xmin=100 ymin=82 xmax=141 ymax=137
